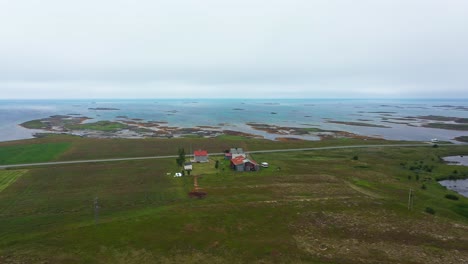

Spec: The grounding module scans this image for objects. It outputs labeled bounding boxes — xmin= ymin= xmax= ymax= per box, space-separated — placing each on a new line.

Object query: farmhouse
xmin=230 ymin=155 xmax=260 ymax=172
xmin=194 ymin=150 xmax=208 ymax=163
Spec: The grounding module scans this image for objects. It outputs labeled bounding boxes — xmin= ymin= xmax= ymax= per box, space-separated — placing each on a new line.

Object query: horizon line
xmin=1 ymin=98 xmax=468 ymax=100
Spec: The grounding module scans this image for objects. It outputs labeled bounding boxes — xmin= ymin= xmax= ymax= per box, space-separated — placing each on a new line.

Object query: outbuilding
xmin=184 ymin=162 xmax=193 ymax=171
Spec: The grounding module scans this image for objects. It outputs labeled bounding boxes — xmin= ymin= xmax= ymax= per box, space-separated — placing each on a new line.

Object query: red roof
xmin=194 ymin=150 xmax=208 ymax=156
xmin=231 ymin=156 xmax=245 ymax=166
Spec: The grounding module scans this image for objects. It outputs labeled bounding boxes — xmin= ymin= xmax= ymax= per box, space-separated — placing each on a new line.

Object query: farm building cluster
xmin=225 ymin=148 xmax=260 ymax=172
xmin=187 ymin=148 xmax=263 ymax=172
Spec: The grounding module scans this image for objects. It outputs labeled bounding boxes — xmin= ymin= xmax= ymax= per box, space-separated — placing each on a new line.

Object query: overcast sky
xmin=1 ymin=0 xmax=467 ymax=99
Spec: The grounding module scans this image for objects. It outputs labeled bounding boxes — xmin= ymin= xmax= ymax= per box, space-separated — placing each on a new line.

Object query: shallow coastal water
xmin=1 ymin=99 xmax=468 ymax=142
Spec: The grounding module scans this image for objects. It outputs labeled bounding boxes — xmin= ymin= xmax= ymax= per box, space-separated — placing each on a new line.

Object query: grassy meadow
xmin=0 ymin=135 xmax=467 ymax=263
xmin=0 ymin=142 xmax=70 ymax=165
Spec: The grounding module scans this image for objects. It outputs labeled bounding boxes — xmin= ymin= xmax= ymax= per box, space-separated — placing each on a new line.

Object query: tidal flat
xmin=2 ymin=99 xmax=468 ymax=142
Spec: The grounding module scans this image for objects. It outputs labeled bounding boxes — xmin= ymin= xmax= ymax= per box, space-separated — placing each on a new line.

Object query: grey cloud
xmin=1 ymin=0 xmax=467 ymax=98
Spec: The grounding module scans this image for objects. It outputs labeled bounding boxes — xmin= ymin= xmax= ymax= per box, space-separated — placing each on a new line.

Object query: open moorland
xmin=0 ymin=135 xmax=468 ymax=263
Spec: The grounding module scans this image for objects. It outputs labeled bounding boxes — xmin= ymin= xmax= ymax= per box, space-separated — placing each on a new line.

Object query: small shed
xmin=184 ymin=162 xmax=193 ymax=171
xmin=194 ymin=150 xmax=208 ymax=163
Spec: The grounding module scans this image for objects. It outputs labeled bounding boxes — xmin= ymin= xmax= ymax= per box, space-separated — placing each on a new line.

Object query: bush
xmin=421 ymin=184 xmax=427 ymax=190
xmin=425 ymin=207 xmax=435 ymax=215
xmin=445 ymin=194 xmax=459 ymax=200
xmin=352 ymin=155 xmax=359 ymax=160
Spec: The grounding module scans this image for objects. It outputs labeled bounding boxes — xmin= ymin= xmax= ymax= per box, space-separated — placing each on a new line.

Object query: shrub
xmin=445 ymin=194 xmax=459 ymax=200
xmin=352 ymin=155 xmax=359 ymax=160
xmin=421 ymin=184 xmax=427 ymax=190
xmin=425 ymin=207 xmax=435 ymax=215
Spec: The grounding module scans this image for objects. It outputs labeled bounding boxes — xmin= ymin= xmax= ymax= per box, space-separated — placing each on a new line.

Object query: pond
xmin=439 ymin=156 xmax=468 ymax=198
xmin=439 ymin=180 xmax=468 ymax=198
xmin=442 ymin=155 xmax=468 ymax=166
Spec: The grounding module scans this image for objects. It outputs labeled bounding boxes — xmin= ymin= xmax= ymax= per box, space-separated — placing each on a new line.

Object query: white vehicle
xmin=431 ymin=138 xmax=439 ymax=143
xmin=261 ymin=162 xmax=269 ymax=168
xmin=174 ymin=172 xmax=182 ymax=177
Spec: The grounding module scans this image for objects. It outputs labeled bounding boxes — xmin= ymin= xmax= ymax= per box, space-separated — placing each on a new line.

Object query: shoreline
xmin=6 ymin=98 xmax=468 ymax=143
xmin=19 ymin=115 xmax=388 ymax=142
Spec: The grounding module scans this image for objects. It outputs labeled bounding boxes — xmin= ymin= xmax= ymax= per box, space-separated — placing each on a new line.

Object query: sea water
xmin=0 ymin=99 xmax=468 ymax=142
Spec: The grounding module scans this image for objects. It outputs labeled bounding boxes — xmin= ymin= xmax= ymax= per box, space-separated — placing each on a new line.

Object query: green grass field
xmin=0 ymin=136 xmax=467 ymax=263
xmin=0 ymin=142 xmax=71 ymax=165
xmin=0 ymin=170 xmax=27 ymax=192
xmin=65 ymin=121 xmax=129 ymax=132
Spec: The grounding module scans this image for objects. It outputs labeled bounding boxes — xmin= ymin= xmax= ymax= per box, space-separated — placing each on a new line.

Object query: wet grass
xmin=19 ymin=120 xmax=46 ymax=129
xmin=455 ymin=136 xmax=468 ymax=143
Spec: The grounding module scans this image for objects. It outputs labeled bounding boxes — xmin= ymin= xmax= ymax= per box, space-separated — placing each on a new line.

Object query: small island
xmin=88 ymin=107 xmax=120 ymax=110
xmin=325 ymin=120 xmax=390 ymax=128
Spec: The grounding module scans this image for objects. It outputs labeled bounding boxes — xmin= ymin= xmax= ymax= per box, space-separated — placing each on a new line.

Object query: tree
xmin=215 ymin=160 xmax=219 ymax=169
xmin=176 ymin=148 xmax=186 ymax=167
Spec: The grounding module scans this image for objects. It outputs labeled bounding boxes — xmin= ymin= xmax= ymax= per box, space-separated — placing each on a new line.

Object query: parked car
xmin=261 ymin=162 xmax=269 ymax=168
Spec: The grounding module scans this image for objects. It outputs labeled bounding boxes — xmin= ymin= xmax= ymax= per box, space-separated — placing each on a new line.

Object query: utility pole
xmin=407 ymin=188 xmax=413 ymax=210
xmin=94 ymin=196 xmax=100 ymax=225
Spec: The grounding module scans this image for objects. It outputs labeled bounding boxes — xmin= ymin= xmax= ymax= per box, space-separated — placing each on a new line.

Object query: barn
xmin=230 ymin=156 xmax=259 ymax=172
